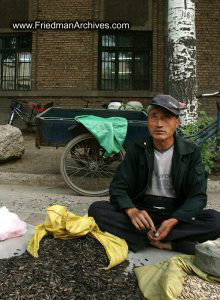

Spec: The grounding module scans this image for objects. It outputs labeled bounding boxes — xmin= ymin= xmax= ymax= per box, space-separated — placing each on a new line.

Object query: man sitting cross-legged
xmin=88 ymin=95 xmax=220 ymax=254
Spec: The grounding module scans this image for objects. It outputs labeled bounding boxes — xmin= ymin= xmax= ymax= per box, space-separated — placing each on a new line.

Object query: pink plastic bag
xmin=0 ymin=207 xmax=27 ymax=241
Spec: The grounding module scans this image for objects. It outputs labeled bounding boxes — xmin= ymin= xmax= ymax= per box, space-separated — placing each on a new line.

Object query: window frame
xmin=98 ymin=31 xmax=152 ymax=91
xmin=0 ymin=33 xmax=32 ymax=91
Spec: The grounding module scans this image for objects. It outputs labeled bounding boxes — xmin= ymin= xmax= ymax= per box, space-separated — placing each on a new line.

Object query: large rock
xmin=0 ymin=125 xmax=25 ymax=161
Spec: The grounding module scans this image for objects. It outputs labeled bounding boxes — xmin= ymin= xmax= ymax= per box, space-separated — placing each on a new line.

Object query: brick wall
xmin=31 ymin=0 xmax=163 ymax=92
xmin=196 ymin=0 xmax=220 ymax=91
xmin=22 ymin=0 xmax=157 ymax=115
xmin=35 ymin=31 xmax=96 ymax=89
xmin=195 ymin=0 xmax=220 ymax=116
xmin=32 ymin=0 xmax=97 ymax=90
xmin=29 ymin=0 xmax=163 ymax=101
xmin=1 ymin=0 xmax=220 ymax=119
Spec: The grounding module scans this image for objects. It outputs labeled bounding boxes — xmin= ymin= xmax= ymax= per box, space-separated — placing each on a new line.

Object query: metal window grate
xmin=99 ymin=31 xmax=152 ymax=90
xmin=0 ymin=34 xmax=32 ymax=91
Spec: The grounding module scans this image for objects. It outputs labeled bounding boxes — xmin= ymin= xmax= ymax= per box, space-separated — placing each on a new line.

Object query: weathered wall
xmin=0 ymin=0 xmax=220 ymax=119
xmin=195 ymin=0 xmax=220 ymax=115
xmin=196 ymin=0 xmax=220 ymax=91
xmin=31 ymin=0 xmax=97 ymax=90
xmin=0 ymin=0 xmax=29 ymax=28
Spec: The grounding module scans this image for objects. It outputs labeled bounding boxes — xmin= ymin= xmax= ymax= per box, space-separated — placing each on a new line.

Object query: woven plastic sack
xmin=194 ymin=239 xmax=220 ymax=277
xmin=0 ymin=206 xmax=27 ymax=241
xmin=27 ymin=205 xmax=128 ymax=269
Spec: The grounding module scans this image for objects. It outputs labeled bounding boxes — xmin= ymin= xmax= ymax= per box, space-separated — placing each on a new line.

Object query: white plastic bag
xmin=0 ymin=206 xmax=27 ymax=241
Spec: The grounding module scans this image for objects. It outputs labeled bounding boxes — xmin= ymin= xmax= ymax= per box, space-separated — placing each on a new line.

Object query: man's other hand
xmin=148 ymin=218 xmax=178 ymax=241
xmin=125 ymin=207 xmax=155 ymax=231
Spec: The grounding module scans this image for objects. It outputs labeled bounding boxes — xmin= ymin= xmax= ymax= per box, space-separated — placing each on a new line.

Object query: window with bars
xmin=99 ymin=31 xmax=152 ymax=90
xmin=0 ymin=34 xmax=32 ymax=91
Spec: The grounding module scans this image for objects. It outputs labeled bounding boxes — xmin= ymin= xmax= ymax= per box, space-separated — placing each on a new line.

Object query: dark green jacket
xmin=109 ymin=134 xmax=207 ymax=223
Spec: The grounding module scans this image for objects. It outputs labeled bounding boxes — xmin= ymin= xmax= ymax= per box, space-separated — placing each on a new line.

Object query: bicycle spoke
xmin=70 ymin=148 xmax=87 ymax=165
xmin=66 ymin=165 xmax=88 ymax=176
xmin=69 ymin=170 xmax=91 ymax=179
xmin=98 ymin=168 xmax=115 ymax=176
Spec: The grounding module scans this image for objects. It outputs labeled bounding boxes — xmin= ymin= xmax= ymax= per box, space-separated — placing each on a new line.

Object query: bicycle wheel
xmin=60 ymin=133 xmax=125 ymax=196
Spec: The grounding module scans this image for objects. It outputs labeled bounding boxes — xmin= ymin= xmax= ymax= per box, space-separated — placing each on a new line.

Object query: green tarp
xmin=75 ymin=115 xmax=128 ymax=157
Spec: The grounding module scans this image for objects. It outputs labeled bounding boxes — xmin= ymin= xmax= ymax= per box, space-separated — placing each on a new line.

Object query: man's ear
xmin=176 ymin=118 xmax=180 ymax=128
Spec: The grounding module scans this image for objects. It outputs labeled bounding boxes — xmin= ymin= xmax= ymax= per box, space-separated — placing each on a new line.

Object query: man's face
xmin=147 ymin=106 xmax=179 ymax=142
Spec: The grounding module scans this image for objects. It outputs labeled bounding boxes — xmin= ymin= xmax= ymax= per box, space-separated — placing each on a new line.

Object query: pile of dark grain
xmin=0 ymin=236 xmax=145 ymax=299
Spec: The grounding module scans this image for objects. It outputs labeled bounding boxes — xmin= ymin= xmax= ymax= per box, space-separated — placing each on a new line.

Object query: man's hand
xmin=125 ymin=207 xmax=155 ymax=231
xmin=148 ymin=218 xmax=178 ymax=241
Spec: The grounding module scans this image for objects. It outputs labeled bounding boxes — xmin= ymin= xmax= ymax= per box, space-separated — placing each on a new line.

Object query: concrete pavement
xmin=1 ymin=182 xmax=220 ymax=271
xmin=0 ymin=183 xmax=181 ymax=270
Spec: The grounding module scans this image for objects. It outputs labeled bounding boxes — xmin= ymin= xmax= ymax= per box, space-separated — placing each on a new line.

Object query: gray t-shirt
xmin=145 ymin=146 xmax=176 ymax=198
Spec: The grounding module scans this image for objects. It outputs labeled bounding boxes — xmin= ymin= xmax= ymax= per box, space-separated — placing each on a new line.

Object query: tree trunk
xmin=165 ymin=0 xmax=197 ymax=125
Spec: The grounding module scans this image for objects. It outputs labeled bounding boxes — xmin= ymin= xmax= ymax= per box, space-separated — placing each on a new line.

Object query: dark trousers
xmin=88 ymin=198 xmax=220 ymax=254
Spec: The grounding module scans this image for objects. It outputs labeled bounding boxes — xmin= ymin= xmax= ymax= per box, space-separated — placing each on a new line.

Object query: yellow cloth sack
xmin=135 ymin=255 xmax=220 ymax=300
xmin=27 ymin=205 xmax=128 ymax=270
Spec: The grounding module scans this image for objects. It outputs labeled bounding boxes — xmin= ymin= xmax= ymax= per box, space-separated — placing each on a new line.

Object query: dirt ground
xmin=1 ymin=132 xmax=220 ymax=178
xmin=212 ymin=155 xmax=220 ymax=179
xmin=0 ymin=133 xmax=63 ymax=175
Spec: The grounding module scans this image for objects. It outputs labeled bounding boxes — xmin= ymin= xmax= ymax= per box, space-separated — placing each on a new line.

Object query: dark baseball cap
xmin=148 ymin=94 xmax=181 ymax=116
